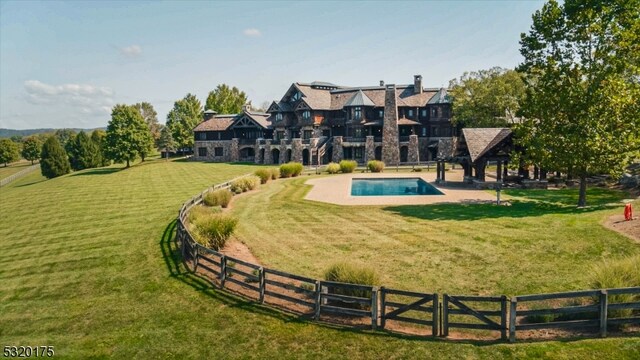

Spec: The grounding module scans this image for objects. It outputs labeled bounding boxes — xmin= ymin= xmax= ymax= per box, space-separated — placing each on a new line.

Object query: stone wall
xmin=292 ymin=139 xmax=303 ymax=163
xmin=332 ymin=136 xmax=344 ymax=163
xmin=382 ymin=85 xmax=400 ymax=165
xmin=263 ymin=140 xmax=273 ymax=164
xmin=365 ymin=136 xmax=375 ymax=163
xmin=408 ymin=135 xmax=419 ymax=163
xmin=230 ymin=139 xmax=239 ymax=162
xmin=193 ymin=140 xmax=233 ymax=162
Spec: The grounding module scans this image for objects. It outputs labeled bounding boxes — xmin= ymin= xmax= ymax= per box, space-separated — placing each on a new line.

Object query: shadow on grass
xmin=12 ymin=177 xmax=47 ymax=188
xmin=71 ymin=168 xmax=121 ymax=176
xmin=385 ymin=188 xmax=623 ymax=221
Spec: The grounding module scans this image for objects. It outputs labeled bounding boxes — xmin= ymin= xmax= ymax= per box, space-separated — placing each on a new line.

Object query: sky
xmin=0 ymin=0 xmax=545 ymax=130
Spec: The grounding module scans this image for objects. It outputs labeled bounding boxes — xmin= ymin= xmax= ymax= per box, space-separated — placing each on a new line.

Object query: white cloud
xmin=243 ymin=28 xmax=261 ymax=37
xmin=119 ymin=44 xmax=142 ymax=57
xmin=23 ymin=80 xmax=115 ymax=116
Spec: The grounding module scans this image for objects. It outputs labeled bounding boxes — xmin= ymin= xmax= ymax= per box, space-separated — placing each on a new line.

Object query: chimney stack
xmin=379 ymin=80 xmax=385 ymax=86
xmin=414 ymin=75 xmax=423 ymax=94
xmin=242 ymin=103 xmax=251 ymax=113
xmin=203 ymin=109 xmax=217 ymax=120
xmin=382 ymin=84 xmax=400 ymax=165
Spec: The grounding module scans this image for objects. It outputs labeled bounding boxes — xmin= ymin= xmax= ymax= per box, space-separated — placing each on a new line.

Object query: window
xmin=422 ymin=127 xmax=427 ymax=137
xmin=354 ymin=128 xmax=363 ymax=138
xmin=303 ymin=130 xmax=313 ymax=139
xmin=431 ymin=108 xmax=438 ymax=117
xmin=354 ymin=107 xmax=362 ymax=120
xmin=354 ymin=147 xmax=364 ymax=160
xmin=198 ymin=147 xmax=207 ymax=157
xmin=292 ymin=91 xmax=301 ymax=101
xmin=276 ymin=113 xmax=283 ymax=121
xmin=214 ymin=147 xmax=223 ymax=156
xmin=303 ymin=110 xmax=310 ymax=120
xmin=421 ymin=109 xmax=427 ymax=117
xmin=379 ymin=109 xmax=384 ymax=118
xmin=198 ymin=132 xmax=206 ymax=140
xmin=431 ymin=126 xmax=439 ymax=137
xmin=408 ymin=109 xmax=414 ymax=117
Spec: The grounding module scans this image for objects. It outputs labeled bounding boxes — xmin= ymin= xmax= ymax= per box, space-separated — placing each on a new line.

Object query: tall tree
xmin=21 ymin=136 xmax=43 ymax=165
xmin=91 ymin=130 xmax=110 ymax=167
xmin=40 ymin=136 xmax=71 ymax=179
xmin=105 ymin=104 xmax=151 ymax=168
xmin=517 ymin=0 xmax=640 ymax=207
xmin=0 ymin=138 xmax=20 ymax=167
xmin=449 ymin=67 xmax=526 ymax=128
xmin=54 ymin=129 xmax=76 ymax=148
xmin=205 ymin=84 xmax=247 ymax=114
xmin=68 ymin=131 xmax=99 ymax=170
xmin=166 ymin=93 xmax=203 ymax=152
xmin=134 ymin=102 xmax=161 ymax=147
xmin=158 ymin=125 xmax=175 ymax=161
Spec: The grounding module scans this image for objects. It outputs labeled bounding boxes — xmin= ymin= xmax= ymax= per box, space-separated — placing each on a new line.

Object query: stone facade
xmin=279 ymin=140 xmax=288 ymax=164
xmin=263 ymin=140 xmax=273 ymax=164
xmin=194 ymin=140 xmax=233 ymax=162
xmin=382 ymin=85 xmax=400 ymax=165
xmin=230 ymin=139 xmax=239 ymax=162
xmin=332 ymin=136 xmax=343 ymax=163
xmin=365 ymin=136 xmax=375 ymax=163
xmin=408 ymin=135 xmax=419 ymax=163
xmin=292 ymin=139 xmax=303 ymax=163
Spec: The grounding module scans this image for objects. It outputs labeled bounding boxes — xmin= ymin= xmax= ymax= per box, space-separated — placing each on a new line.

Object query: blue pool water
xmin=351 ymin=178 xmax=444 ymax=196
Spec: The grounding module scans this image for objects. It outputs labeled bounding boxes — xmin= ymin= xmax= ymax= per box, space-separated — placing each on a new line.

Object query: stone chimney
xmin=379 ymin=80 xmax=385 ymax=86
xmin=382 ymin=84 xmax=400 ymax=165
xmin=414 ymin=75 xmax=423 ymax=94
xmin=203 ymin=109 xmax=217 ymax=120
xmin=242 ymin=103 xmax=251 ymax=113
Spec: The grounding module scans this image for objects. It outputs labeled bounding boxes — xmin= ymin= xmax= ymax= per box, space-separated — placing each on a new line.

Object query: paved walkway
xmin=304 ymin=170 xmax=498 ymax=206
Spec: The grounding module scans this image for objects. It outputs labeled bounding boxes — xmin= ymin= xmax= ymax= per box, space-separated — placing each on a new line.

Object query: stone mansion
xmin=193 ymin=75 xmax=457 ymax=165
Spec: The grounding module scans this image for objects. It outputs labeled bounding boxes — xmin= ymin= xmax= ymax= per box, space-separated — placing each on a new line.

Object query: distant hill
xmin=0 ymin=128 xmax=106 ymax=138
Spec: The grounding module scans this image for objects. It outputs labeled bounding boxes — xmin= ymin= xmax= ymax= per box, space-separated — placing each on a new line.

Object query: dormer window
xmin=431 ymin=108 xmax=438 ymax=117
xmin=276 ymin=113 xmax=283 ymax=122
xmin=292 ymin=91 xmax=301 ymax=102
xmin=408 ymin=109 xmax=414 ymax=117
xmin=302 ymin=110 xmax=310 ymax=120
xmin=354 ymin=107 xmax=362 ymax=120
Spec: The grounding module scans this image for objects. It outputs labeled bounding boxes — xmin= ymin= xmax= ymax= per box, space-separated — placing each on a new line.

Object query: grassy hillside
xmin=1 ymin=159 xmax=638 ymax=359
xmin=0 ymin=160 xmax=35 ymax=180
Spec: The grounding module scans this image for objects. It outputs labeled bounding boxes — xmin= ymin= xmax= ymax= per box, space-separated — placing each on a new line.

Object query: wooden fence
xmin=0 ymin=164 xmax=39 ymax=187
xmin=176 ymin=175 xmax=640 ymax=342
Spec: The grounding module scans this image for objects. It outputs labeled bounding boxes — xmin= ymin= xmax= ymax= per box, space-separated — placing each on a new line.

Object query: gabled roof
xmin=344 ymin=90 xmax=375 ymax=107
xmin=427 ymin=88 xmax=451 ymax=104
xmin=462 ymin=128 xmax=512 ymax=162
xmin=397 ymin=117 xmax=421 ymax=126
xmin=193 ymin=115 xmax=236 ymax=131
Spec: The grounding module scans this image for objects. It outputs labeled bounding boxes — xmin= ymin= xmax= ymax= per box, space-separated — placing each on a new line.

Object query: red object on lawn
xmin=624 ymin=203 xmax=633 ymax=221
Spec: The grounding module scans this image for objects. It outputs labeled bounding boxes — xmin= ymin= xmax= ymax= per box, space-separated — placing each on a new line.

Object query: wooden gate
xmin=379 ymin=287 xmax=438 ymax=336
xmin=443 ymin=294 xmax=508 ymax=340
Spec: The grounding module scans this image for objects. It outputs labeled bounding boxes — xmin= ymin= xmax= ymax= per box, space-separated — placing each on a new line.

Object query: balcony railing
xmin=399 ymin=136 xmax=410 ymax=142
xmin=343 ymin=137 xmax=366 ymax=143
xmin=373 ymin=137 xmax=382 ymax=143
xmin=302 ymin=138 xmax=311 ymax=144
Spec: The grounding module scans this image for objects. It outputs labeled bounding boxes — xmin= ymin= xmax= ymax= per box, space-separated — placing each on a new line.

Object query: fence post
xmin=192 ymin=245 xmax=198 ymax=272
xmin=600 ymin=290 xmax=608 ymax=338
xmin=371 ymin=287 xmax=378 ymax=330
xmin=442 ymin=294 xmax=449 ymax=337
xmin=500 ymin=295 xmax=508 ymax=341
xmin=379 ymin=287 xmax=386 ymax=329
xmin=509 ymin=297 xmax=517 ymax=343
xmin=220 ymin=255 xmax=227 ymax=288
xmin=314 ymin=281 xmax=322 ymax=321
xmin=258 ymin=267 xmax=265 ymax=304
xmin=432 ymin=293 xmax=439 ymax=337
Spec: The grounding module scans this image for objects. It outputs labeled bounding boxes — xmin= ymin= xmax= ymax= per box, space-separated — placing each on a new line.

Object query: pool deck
xmin=304 ymin=170 xmax=497 ymax=206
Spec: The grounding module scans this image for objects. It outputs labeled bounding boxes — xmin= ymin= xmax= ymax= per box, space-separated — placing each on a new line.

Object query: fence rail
xmin=0 ymin=164 xmax=39 ymax=187
xmin=176 ymin=175 xmax=640 ymax=342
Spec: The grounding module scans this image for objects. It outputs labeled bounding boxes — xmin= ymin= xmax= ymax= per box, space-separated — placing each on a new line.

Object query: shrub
xmin=203 ymin=189 xmax=233 ymax=208
xmin=323 ymin=262 xmax=380 ymax=307
xmin=326 ymin=162 xmax=340 ymax=174
xmin=230 ymin=176 xmax=260 ymax=193
xmin=590 ymin=256 xmax=640 ymax=318
xmin=339 ymin=160 xmax=357 ymax=173
xmin=187 ymin=204 xmax=221 ymax=224
xmin=191 ymin=213 xmax=238 ymax=250
xmin=255 ymin=169 xmax=271 ymax=184
xmin=367 ymin=160 xmax=385 ymax=173
xmin=270 ymin=167 xmax=280 ymax=180
xmin=280 ymin=162 xmax=304 ymax=178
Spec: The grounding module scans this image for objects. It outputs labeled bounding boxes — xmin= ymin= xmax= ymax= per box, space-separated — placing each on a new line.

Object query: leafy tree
xmin=40 ymin=136 xmax=71 ymax=178
xmin=205 ymin=84 xmax=247 ymax=114
xmin=517 ymin=0 xmax=640 ymax=207
xmin=158 ymin=125 xmax=175 ymax=161
xmin=68 ymin=131 xmax=99 ymax=170
xmin=54 ymin=129 xmax=76 ymax=148
xmin=134 ymin=102 xmax=161 ymax=147
xmin=91 ymin=130 xmax=111 ymax=167
xmin=21 ymin=136 xmax=42 ymax=164
xmin=0 ymin=138 xmax=20 ymax=166
xmin=105 ymin=104 xmax=151 ymax=168
xmin=449 ymin=67 xmax=526 ymax=127
xmin=166 ymin=93 xmax=202 ymax=152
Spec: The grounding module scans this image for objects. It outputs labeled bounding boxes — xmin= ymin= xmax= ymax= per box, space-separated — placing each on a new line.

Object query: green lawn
xmin=0 ymin=160 xmax=35 ymax=180
xmin=1 ymin=160 xmax=639 ymax=359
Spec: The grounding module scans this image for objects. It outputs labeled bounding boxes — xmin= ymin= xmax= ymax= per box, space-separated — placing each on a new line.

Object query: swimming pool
xmin=350 ymin=178 xmax=444 ymax=196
